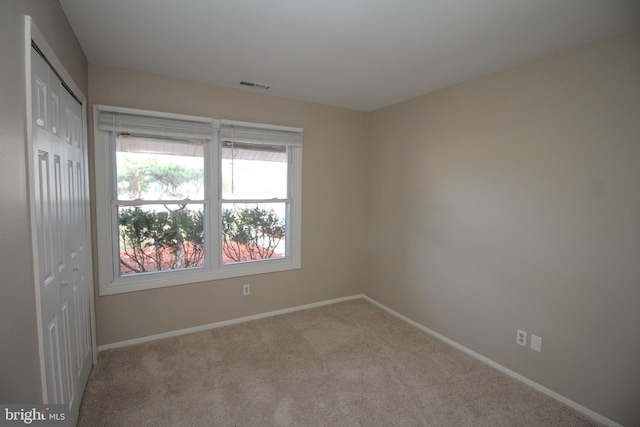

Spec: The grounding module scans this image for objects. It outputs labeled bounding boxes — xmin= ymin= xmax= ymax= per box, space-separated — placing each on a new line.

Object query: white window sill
xmin=99 ymin=258 xmax=301 ymax=295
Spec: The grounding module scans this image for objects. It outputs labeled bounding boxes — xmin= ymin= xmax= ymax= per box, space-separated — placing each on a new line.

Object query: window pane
xmin=221 ymin=202 xmax=287 ymax=264
xmin=116 ymin=136 xmax=204 ymax=201
xmin=118 ymin=204 xmax=205 ymax=275
xmin=221 ymin=143 xmax=287 ymax=199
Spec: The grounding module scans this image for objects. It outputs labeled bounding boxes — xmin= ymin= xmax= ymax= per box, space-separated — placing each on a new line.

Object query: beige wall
xmin=0 ymin=0 xmax=87 ymax=402
xmin=89 ymin=64 xmax=369 ymax=345
xmin=366 ymin=31 xmax=640 ymax=426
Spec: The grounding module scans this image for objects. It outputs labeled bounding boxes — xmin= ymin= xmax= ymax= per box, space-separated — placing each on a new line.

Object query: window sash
xmin=102 ymin=106 xmax=215 ymax=283
xmin=116 ymin=202 xmax=207 ymax=277
xmin=218 ymin=128 xmax=294 ymax=266
xmin=220 ymin=201 xmax=289 ymax=265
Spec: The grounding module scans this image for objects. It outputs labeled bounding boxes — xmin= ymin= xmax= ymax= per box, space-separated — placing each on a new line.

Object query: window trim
xmin=94 ymin=105 xmax=302 ymax=295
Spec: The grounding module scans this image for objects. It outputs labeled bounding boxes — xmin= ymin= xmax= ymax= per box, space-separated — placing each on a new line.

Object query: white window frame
xmin=94 ymin=105 xmax=302 ymax=295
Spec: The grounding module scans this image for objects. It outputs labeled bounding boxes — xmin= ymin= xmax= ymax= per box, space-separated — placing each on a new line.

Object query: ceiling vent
xmin=240 ymin=80 xmax=270 ymax=90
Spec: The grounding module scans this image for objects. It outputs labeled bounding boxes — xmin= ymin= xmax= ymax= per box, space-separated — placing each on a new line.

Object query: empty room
xmin=1 ymin=1 xmax=639 ymax=426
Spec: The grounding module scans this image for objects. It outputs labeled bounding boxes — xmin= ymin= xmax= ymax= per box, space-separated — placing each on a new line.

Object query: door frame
xmin=23 ymin=15 xmax=97 ymax=404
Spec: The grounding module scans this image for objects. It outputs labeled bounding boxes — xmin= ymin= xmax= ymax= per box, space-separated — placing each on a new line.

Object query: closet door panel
xmin=31 ymin=46 xmax=92 ymax=424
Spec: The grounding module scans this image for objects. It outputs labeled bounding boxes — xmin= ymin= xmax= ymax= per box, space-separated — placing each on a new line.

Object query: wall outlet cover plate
xmin=517 ymin=329 xmax=527 ymax=347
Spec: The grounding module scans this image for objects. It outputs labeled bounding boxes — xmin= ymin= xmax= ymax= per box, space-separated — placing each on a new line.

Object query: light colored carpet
xmin=78 ymin=299 xmax=600 ymax=426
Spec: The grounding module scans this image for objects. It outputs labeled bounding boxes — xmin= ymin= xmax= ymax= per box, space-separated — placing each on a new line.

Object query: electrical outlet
xmin=243 ymin=284 xmax=250 ymax=296
xmin=516 ymin=329 xmax=527 ymax=347
xmin=530 ymin=334 xmax=542 ymax=352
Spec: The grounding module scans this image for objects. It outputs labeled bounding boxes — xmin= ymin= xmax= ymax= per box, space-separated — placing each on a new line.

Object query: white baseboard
xmin=361 ymin=295 xmax=622 ymax=427
xmin=97 ymin=294 xmax=364 ymax=351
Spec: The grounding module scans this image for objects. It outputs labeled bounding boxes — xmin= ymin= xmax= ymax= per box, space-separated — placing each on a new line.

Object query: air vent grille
xmin=240 ymin=81 xmax=270 ymax=90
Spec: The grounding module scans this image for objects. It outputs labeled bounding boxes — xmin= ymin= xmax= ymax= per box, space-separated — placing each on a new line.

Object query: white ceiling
xmin=59 ymin=0 xmax=640 ymax=112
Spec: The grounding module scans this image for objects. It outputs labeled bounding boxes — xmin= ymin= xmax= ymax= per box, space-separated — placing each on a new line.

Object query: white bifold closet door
xmin=31 ymin=46 xmax=92 ymax=423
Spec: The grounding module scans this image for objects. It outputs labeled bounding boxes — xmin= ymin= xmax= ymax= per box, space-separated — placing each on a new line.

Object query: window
xmin=94 ymin=106 xmax=302 ymax=295
xmin=116 ymin=136 xmax=206 ymax=275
